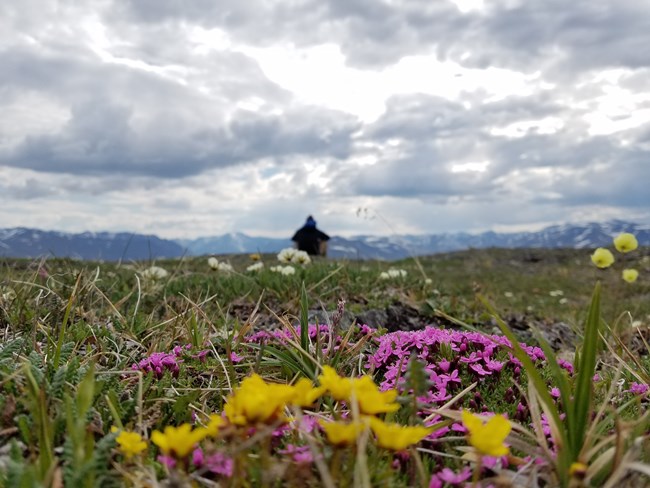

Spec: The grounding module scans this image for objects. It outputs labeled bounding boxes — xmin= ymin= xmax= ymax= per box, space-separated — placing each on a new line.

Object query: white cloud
xmin=1 ymin=0 xmax=649 ymax=239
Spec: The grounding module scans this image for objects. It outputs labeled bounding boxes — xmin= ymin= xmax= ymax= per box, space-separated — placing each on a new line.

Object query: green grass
xmin=1 ymin=247 xmax=649 ymax=487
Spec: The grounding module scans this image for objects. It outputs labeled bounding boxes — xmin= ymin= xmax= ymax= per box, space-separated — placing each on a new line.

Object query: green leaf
xmin=300 ymin=281 xmax=309 ymax=352
xmin=76 ymin=364 xmax=96 ymax=416
xmin=570 ymin=281 xmax=602 ymax=459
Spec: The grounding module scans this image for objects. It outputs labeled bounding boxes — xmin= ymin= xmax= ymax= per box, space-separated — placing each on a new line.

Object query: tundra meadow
xmin=1 ymin=236 xmax=650 ymax=487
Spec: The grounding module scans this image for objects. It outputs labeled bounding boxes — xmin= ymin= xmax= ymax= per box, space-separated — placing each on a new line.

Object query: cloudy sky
xmin=2 ymin=0 xmax=650 ymax=239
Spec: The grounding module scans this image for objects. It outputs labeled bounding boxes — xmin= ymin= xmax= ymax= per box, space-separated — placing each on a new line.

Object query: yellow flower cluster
xmin=149 ymin=414 xmax=225 ymax=461
xmin=317 ymin=366 xmax=432 ymax=451
xmin=591 ymin=233 xmax=640 ymax=283
xmin=318 ymin=417 xmax=432 ymax=451
xmin=152 ymin=424 xmax=210 ymax=459
xmin=145 ymin=367 xmax=432 ymax=461
xmin=318 ymin=366 xmax=399 ymax=415
xmin=368 ymin=417 xmax=434 ymax=451
xmin=224 ymin=374 xmax=299 ymax=426
xmin=112 ymin=427 xmax=148 ymax=459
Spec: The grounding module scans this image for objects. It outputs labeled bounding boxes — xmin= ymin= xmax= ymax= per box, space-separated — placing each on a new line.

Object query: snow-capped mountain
xmin=0 ymin=220 xmax=647 ymax=261
xmin=325 ymin=220 xmax=649 ymax=260
xmin=175 ymin=232 xmax=292 ymax=255
xmin=0 ymin=228 xmax=184 ymax=261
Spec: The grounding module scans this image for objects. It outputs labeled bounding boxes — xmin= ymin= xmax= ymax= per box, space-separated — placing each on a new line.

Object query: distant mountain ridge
xmin=0 ymin=228 xmax=184 ymax=261
xmin=0 ymin=220 xmax=647 ymax=261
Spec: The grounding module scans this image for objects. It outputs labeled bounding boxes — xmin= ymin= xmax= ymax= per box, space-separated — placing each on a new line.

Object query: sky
xmin=1 ymin=0 xmax=650 ymax=239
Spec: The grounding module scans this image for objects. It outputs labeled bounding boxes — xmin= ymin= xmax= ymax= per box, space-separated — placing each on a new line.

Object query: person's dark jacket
xmin=292 ymin=226 xmax=330 ymax=256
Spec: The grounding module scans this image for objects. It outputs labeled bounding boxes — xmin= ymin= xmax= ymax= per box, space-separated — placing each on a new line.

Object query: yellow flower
xmin=614 ymin=233 xmax=638 ymax=253
xmin=351 ymin=376 xmax=400 ymax=415
xmin=224 ymin=374 xmax=295 ymax=426
xmin=320 ymin=420 xmax=368 ymax=447
xmin=368 ymin=417 xmax=433 ymax=451
xmin=290 ymin=378 xmax=326 ymax=407
xmin=461 ymin=410 xmax=511 ymax=457
xmin=317 ymin=367 xmax=399 ymax=414
xmin=151 ymin=424 xmax=207 ymax=459
xmin=591 ymin=248 xmax=615 ymax=268
xmin=111 ymin=427 xmax=147 ymax=459
xmin=202 ymin=414 xmax=225 ymax=437
xmin=250 ymin=253 xmax=261 ymax=261
xmin=318 ymin=366 xmax=354 ymax=401
xmin=622 ymin=268 xmax=639 ymax=283
xmin=569 ymin=461 xmax=588 ymax=479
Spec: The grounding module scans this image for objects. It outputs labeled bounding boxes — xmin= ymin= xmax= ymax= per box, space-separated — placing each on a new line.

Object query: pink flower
xmin=192 ymin=350 xmax=210 ymax=362
xmin=469 ymin=363 xmax=491 ymax=376
xmin=438 ymin=369 xmax=461 ymax=387
xmin=485 ymin=359 xmax=504 ymax=372
xmin=205 ymin=452 xmax=234 ymax=477
xmin=278 ymin=444 xmax=314 ymax=464
xmin=438 ymin=359 xmax=451 ymax=372
xmin=436 ymin=467 xmax=472 ymax=485
xmin=296 ymin=414 xmax=319 ymax=434
xmin=359 ymin=324 xmax=374 ymax=335
xmin=157 ymin=455 xmax=176 ymax=468
xmin=628 ymin=382 xmax=649 ymax=395
xmin=557 ymin=358 xmax=574 ymax=374
xmin=229 ymin=351 xmax=243 ymax=363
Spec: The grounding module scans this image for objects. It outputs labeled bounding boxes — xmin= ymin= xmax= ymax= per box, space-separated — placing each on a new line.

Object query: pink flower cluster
xmin=132 ymin=344 xmax=209 ymax=379
xmin=367 ymin=327 xmax=545 ymax=406
xmin=243 ymin=323 xmax=373 ymax=356
xmin=246 ymin=324 xmax=335 ymax=344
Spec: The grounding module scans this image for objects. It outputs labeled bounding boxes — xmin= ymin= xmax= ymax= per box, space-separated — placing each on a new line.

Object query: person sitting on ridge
xmin=292 ymin=215 xmax=330 ymax=256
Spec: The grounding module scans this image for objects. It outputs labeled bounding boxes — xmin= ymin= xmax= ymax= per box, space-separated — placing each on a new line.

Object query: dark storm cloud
xmin=5 ymin=101 xmax=360 ymax=178
xmin=0 ymin=45 xmax=359 ymax=177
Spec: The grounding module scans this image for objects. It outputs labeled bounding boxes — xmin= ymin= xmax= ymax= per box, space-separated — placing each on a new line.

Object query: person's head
xmin=305 ymin=215 xmax=316 ymax=228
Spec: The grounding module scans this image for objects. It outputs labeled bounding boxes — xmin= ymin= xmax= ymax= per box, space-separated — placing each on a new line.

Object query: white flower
xmin=208 ymin=257 xmax=220 ymax=269
xmin=424 ymin=278 xmax=433 ymax=285
xmin=281 ymin=265 xmax=296 ymax=275
xmin=504 ymin=291 xmax=514 ymax=298
xmin=291 ymin=250 xmax=311 ymax=265
xmin=382 ymin=268 xmax=407 ymax=279
xmin=208 ymin=257 xmax=233 ymax=273
xmin=142 ymin=266 xmax=168 ymax=280
xmin=246 ymin=262 xmax=264 ymax=272
xmin=559 ymin=298 xmax=568 ymax=305
xmin=277 ymin=248 xmax=298 ymax=263
xmin=270 ymin=265 xmax=295 ymax=275
xmin=217 ymin=262 xmax=234 ymax=273
xmin=549 ymin=290 xmax=564 ymax=297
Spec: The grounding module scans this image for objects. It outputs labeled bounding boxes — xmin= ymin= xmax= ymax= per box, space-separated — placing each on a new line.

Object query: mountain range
xmin=0 ymin=220 xmax=647 ymax=261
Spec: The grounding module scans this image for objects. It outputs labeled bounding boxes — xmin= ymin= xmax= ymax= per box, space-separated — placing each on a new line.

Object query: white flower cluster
xmin=379 ymin=268 xmax=407 ymax=280
xmin=208 ymin=257 xmax=234 ymax=273
xmin=246 ymin=262 xmax=264 ymax=272
xmin=277 ymin=248 xmax=311 ymax=265
xmin=142 ymin=266 xmax=169 ymax=280
xmin=270 ymin=265 xmax=296 ymax=276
